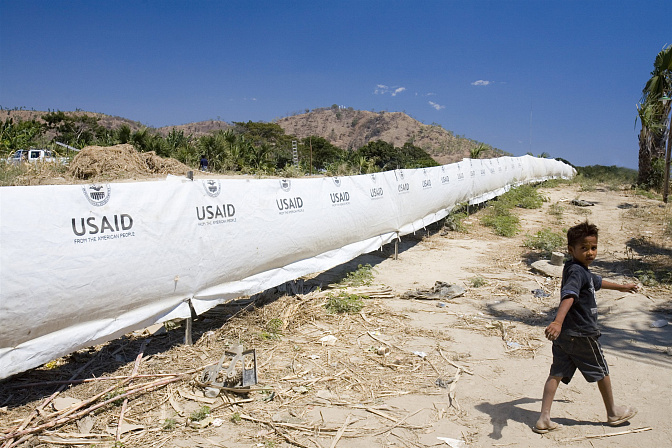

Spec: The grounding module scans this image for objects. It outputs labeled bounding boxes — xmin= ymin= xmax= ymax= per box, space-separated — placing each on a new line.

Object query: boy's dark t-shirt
xmin=560 ymin=259 xmax=603 ymax=337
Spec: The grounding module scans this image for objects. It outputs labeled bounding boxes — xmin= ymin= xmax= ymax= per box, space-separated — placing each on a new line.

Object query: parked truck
xmin=6 ymin=148 xmax=68 ymax=165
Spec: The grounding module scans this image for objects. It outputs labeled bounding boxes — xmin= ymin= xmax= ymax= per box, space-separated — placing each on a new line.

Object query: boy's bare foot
xmin=532 ymin=420 xmax=562 ymax=434
xmin=607 ymin=406 xmax=637 ymax=426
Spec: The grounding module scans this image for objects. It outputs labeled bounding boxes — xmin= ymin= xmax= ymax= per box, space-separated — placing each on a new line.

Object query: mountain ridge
xmin=2 ymin=108 xmax=504 ymax=164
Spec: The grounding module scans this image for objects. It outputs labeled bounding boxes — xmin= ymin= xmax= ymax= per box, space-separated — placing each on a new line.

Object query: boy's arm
xmin=601 ymin=279 xmax=639 ymax=293
xmin=545 ymin=296 xmax=574 ymax=340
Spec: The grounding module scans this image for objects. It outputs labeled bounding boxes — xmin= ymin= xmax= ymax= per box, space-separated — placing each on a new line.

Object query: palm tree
xmin=637 ymin=44 xmax=672 ymax=188
xmin=469 ymin=143 xmax=489 ymax=159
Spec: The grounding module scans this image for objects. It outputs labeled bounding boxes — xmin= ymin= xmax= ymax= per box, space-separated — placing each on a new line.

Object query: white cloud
xmin=471 ymin=80 xmax=492 ymax=86
xmin=374 ymin=84 xmax=405 ymax=96
xmin=429 ymin=101 xmax=445 ymax=111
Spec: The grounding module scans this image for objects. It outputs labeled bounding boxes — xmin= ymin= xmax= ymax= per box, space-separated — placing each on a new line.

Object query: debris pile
xmin=68 ymin=144 xmax=190 ymax=180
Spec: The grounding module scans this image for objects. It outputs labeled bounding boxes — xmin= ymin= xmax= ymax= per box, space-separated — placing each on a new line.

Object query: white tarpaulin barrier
xmin=0 ymin=155 xmax=574 ymax=379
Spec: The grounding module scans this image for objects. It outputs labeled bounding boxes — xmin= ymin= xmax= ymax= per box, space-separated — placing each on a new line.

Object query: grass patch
xmin=325 ymin=292 xmax=365 ymax=314
xmin=260 ymin=318 xmax=284 ymax=340
xmin=163 ymin=418 xmax=177 ymax=430
xmin=547 ymin=203 xmax=564 ymax=222
xmin=633 ymin=188 xmax=662 ymax=201
xmin=480 ymin=184 xmax=546 ymax=237
xmin=524 ymin=228 xmax=565 ymax=255
xmin=467 ymin=275 xmax=488 ymax=288
xmin=481 ymin=209 xmax=520 ymax=237
xmin=443 ymin=210 xmax=469 ymax=233
xmin=339 ymin=263 xmax=374 ymax=287
xmin=574 ymin=165 xmax=637 ymax=183
xmin=500 ymin=184 xmax=546 ymax=209
xmin=190 ymin=406 xmax=210 ymax=422
xmin=0 ymin=163 xmax=27 ymax=186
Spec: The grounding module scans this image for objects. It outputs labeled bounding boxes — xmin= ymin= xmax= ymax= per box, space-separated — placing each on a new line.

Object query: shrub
xmin=501 ymin=184 xmax=545 ymax=209
xmin=524 ymin=228 xmax=565 ymax=254
xmin=340 ymin=264 xmax=374 ymax=287
xmin=547 ymin=203 xmax=564 ymax=221
xmin=190 ymin=406 xmax=210 ymax=422
xmin=325 ymin=292 xmax=365 ymax=314
xmin=443 ymin=211 xmax=468 ymax=232
xmin=481 ymin=209 xmax=520 ymax=237
xmin=467 ymin=276 xmax=488 ymax=288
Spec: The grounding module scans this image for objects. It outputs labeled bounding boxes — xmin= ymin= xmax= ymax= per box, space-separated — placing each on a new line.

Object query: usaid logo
xmin=441 ymin=175 xmax=450 ymax=185
xmin=330 ymin=191 xmax=350 ymax=205
xmin=332 ymin=177 xmax=342 ymax=187
xmin=82 ymin=184 xmax=111 ymax=206
xmin=276 ymin=197 xmax=304 ymax=212
xmin=370 ymin=173 xmax=377 ymax=183
xmin=370 ymin=187 xmax=384 ymax=199
xmin=202 ymin=180 xmax=222 ymax=197
xmin=72 ymin=214 xmax=133 ymax=236
xmin=280 ymin=179 xmax=291 ymax=192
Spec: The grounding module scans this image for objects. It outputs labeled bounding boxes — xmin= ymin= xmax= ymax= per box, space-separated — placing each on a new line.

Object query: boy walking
xmin=534 ymin=221 xmax=639 ymax=433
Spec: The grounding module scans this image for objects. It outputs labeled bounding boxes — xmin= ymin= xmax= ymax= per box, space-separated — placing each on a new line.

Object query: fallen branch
xmin=0 ymin=374 xmax=187 ymax=442
xmin=10 ymin=373 xmax=186 ymax=388
xmin=267 ymin=420 xmax=312 ymax=448
xmin=559 ymin=426 xmax=652 ymax=442
xmin=371 ymin=408 xmax=424 ymax=437
xmin=448 ymin=369 xmax=462 ymax=410
xmin=1 ymin=351 xmax=101 ymax=448
xmin=437 ymin=348 xmax=473 ymax=375
xmin=363 ymin=408 xmax=428 ymax=430
xmin=330 ymin=415 xmax=353 ymax=448
xmin=117 ymin=340 xmax=149 ymax=442
xmin=366 ymin=331 xmax=403 ymax=351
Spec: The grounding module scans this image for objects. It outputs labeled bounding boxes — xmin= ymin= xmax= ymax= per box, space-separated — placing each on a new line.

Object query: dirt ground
xmin=1 ymin=182 xmax=671 ymax=448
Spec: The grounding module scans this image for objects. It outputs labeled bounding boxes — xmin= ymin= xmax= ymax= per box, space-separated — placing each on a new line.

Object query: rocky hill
xmin=277 ymin=108 xmax=503 ymax=164
xmin=3 ymin=108 xmax=503 ymax=164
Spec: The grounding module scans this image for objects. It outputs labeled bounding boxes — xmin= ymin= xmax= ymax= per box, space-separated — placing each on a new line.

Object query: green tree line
xmin=0 ymin=113 xmax=438 ymax=175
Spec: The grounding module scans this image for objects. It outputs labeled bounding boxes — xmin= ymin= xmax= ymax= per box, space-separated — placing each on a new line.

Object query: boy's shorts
xmin=549 ymin=333 xmax=609 ymax=384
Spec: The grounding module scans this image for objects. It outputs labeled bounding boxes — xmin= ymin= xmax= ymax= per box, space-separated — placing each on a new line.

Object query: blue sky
xmin=1 ymin=1 xmax=669 ymax=168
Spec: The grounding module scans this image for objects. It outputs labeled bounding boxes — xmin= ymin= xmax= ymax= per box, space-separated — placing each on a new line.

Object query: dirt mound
xmin=68 ymin=144 xmax=190 ymax=180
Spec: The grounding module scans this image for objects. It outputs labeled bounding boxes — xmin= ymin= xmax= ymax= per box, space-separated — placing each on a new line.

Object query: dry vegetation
xmin=3 ymin=144 xmax=191 ymax=186
xmin=1 ymin=161 xmax=671 ymax=447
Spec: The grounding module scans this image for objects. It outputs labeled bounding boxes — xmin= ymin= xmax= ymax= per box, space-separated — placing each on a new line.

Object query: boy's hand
xmin=621 ymin=283 xmax=639 ymax=293
xmin=545 ymin=321 xmax=562 ymax=341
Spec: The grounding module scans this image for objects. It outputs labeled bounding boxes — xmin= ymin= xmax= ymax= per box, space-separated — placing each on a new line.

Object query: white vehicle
xmin=6 ymin=148 xmax=67 ymax=164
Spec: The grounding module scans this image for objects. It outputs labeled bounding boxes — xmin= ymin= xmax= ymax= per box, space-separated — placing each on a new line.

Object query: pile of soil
xmin=68 ymin=144 xmax=191 ymax=180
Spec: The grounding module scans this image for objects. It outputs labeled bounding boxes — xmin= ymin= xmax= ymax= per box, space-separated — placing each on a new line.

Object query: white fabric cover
xmin=0 ymin=156 xmax=574 ymax=379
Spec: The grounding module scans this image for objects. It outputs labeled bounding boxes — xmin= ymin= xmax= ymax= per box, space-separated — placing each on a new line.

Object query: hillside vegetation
xmin=1 ymin=107 xmax=503 ymax=176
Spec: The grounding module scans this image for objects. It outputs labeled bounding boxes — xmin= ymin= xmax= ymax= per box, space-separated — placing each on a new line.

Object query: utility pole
xmin=663 ymin=95 xmax=671 ymax=203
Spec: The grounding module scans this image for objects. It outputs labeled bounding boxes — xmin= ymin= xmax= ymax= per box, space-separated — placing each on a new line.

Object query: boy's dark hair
xmin=567 ymin=221 xmax=599 ymax=247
